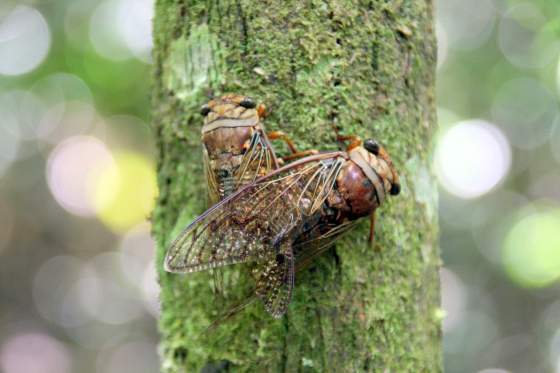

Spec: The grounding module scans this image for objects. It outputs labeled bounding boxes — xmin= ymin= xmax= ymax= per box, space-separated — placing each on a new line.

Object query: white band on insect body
xmin=202 ymin=117 xmax=259 ymax=134
xmin=349 ymin=150 xmax=386 ymax=204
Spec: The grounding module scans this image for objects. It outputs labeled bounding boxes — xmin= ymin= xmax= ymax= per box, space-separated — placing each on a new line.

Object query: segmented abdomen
xmin=218 ymin=172 xmax=236 ymax=199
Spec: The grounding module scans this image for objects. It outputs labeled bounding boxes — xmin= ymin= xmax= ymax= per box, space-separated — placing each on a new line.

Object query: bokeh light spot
xmin=33 ymin=255 xmax=93 ymax=328
xmin=118 ymin=223 xmax=155 ymax=285
xmin=91 ymin=152 xmax=157 ymax=232
xmin=435 ymin=120 xmax=511 ymax=199
xmin=436 ymin=0 xmax=496 ymax=51
xmin=0 ymin=333 xmax=72 ymax=373
xmin=143 ymin=260 xmax=160 ymax=317
xmin=440 ymin=268 xmax=467 ymax=332
xmin=0 ymin=90 xmax=46 ymax=141
xmin=117 ymin=224 xmax=160 ymax=316
xmin=503 ymin=208 xmax=560 ymax=288
xmin=498 ymin=3 xmax=559 ymax=69
xmin=0 ymin=104 xmax=19 ymax=177
xmin=0 ymin=198 xmax=14 ymax=253
xmin=117 ymin=0 xmax=154 ymax=62
xmin=47 ymin=136 xmax=115 ymax=216
xmin=436 ymin=22 xmax=448 ymax=69
xmin=89 ymin=0 xmax=153 ymax=62
xmin=97 ymin=341 xmax=158 ymax=373
xmin=39 ymin=101 xmax=98 ymax=144
xmin=551 ymin=117 xmax=560 ymax=165
xmin=89 ymin=0 xmax=132 ymax=61
xmin=80 ymin=252 xmax=144 ymax=324
xmin=557 ymin=57 xmax=560 ymax=97
xmin=0 ymin=5 xmax=51 ymax=76
xmin=31 ymin=73 xmax=93 ymax=107
xmin=492 ymin=78 xmax=557 ymax=150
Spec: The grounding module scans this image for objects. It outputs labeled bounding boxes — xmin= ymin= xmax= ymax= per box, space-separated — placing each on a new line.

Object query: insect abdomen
xmin=219 ymin=175 xmax=236 ymax=198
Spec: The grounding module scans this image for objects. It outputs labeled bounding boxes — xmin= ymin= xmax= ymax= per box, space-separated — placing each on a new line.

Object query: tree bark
xmin=152 ymin=0 xmax=441 ymax=371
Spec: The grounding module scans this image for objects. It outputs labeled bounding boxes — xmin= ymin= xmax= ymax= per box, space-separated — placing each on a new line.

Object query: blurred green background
xmin=0 ymin=0 xmax=559 ymax=372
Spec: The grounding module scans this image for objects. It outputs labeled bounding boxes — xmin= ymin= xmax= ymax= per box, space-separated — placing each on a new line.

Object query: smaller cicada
xmin=200 ymin=94 xmax=314 ymax=205
xmin=165 ymin=136 xmax=400 ymax=318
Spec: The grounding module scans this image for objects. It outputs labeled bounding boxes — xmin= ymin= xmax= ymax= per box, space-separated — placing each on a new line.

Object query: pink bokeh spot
xmin=0 ymin=333 xmax=72 ymax=373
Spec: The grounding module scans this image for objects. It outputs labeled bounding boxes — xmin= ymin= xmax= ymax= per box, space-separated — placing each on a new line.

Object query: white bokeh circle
xmin=435 ymin=120 xmax=511 ymax=199
xmin=46 ymin=136 xmax=115 ymax=216
xmin=0 ymin=6 xmax=51 ymax=76
xmin=89 ymin=0 xmax=153 ymax=62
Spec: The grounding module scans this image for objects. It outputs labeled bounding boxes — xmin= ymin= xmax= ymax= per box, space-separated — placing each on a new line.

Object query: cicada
xmin=200 ymin=94 xmax=315 ymax=204
xmin=165 ymin=136 xmax=400 ymax=318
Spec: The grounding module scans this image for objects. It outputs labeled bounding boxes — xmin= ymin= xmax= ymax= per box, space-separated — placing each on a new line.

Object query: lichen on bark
xmin=152 ymin=0 xmax=441 ymax=371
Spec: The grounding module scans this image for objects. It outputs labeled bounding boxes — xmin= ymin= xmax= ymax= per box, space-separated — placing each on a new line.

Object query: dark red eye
xmin=364 ymin=139 xmax=380 ymax=155
xmin=200 ymin=104 xmax=211 ymax=116
xmin=239 ymin=97 xmax=256 ymax=109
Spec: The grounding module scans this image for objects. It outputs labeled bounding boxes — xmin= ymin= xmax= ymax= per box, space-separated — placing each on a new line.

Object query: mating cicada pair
xmin=165 ymin=94 xmax=400 ymax=318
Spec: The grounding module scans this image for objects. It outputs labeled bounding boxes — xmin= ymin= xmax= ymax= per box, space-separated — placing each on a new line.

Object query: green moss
xmin=152 ymin=0 xmax=441 ymax=371
xmin=163 ymin=24 xmax=226 ymax=101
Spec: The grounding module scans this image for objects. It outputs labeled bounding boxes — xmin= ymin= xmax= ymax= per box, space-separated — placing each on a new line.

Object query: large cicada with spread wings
xmin=200 ymin=94 xmax=315 ymax=205
xmin=165 ymin=137 xmax=400 ymax=318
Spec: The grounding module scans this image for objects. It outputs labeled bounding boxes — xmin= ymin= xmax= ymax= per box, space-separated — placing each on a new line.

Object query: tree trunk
xmin=152 ymin=0 xmax=441 ymax=371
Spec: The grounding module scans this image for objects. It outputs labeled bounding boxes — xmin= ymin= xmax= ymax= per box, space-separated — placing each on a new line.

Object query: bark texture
xmin=152 ymin=0 xmax=441 ymax=371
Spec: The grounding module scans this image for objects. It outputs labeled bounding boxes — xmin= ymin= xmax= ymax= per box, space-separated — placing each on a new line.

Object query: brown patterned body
xmin=331 ymin=161 xmax=379 ymax=218
xmin=200 ymin=94 xmax=278 ymax=204
xmin=166 ymin=140 xmax=400 ymax=317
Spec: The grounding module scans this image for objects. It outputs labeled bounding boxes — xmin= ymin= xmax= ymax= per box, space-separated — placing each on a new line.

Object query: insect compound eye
xmin=200 ymin=104 xmax=211 ymax=116
xmin=390 ymin=183 xmax=401 ymax=196
xmin=239 ymin=97 xmax=256 ymax=109
xmin=364 ymin=139 xmax=380 ymax=155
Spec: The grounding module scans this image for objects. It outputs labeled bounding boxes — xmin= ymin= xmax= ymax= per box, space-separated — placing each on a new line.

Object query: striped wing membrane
xmin=203 ymin=131 xmax=276 ymax=204
xmin=165 ymin=155 xmax=344 ymax=274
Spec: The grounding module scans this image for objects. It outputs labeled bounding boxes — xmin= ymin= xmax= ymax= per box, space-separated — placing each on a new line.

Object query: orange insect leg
xmin=267 ymin=130 xmax=298 ymax=154
xmin=257 ymin=104 xmax=267 ymax=119
xmin=337 ymin=135 xmax=362 ymax=151
xmin=268 ymin=130 xmax=318 ymax=162
xmin=281 ymin=149 xmax=319 ymax=162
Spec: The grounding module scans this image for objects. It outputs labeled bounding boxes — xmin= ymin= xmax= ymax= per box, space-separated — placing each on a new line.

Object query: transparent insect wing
xmin=293 ymin=220 xmax=359 ymax=272
xmin=201 ymin=96 xmax=278 ymax=204
xmin=202 ymin=129 xmax=276 ymax=205
xmin=165 ymin=152 xmax=346 ymax=317
xmin=254 ymin=241 xmax=294 ymax=318
xmin=165 ymin=154 xmax=342 ymax=274
xmin=202 ymin=146 xmax=220 ymax=204
xmin=234 ymin=131 xmax=274 ymax=189
xmin=164 ymin=196 xmax=269 ymax=273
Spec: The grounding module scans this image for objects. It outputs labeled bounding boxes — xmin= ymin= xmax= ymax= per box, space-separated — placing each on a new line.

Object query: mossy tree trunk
xmin=152 ymin=0 xmax=441 ymax=371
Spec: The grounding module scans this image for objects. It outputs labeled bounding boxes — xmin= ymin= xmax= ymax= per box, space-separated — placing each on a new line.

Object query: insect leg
xmin=281 ymin=149 xmax=320 ymax=162
xmin=267 ymin=130 xmax=298 ymax=153
xmin=257 ymin=103 xmax=267 ymax=119
xmin=337 ymin=134 xmax=363 ymax=151
xmin=267 ymin=130 xmax=319 ymax=162
xmin=254 ymin=241 xmax=294 ymax=318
